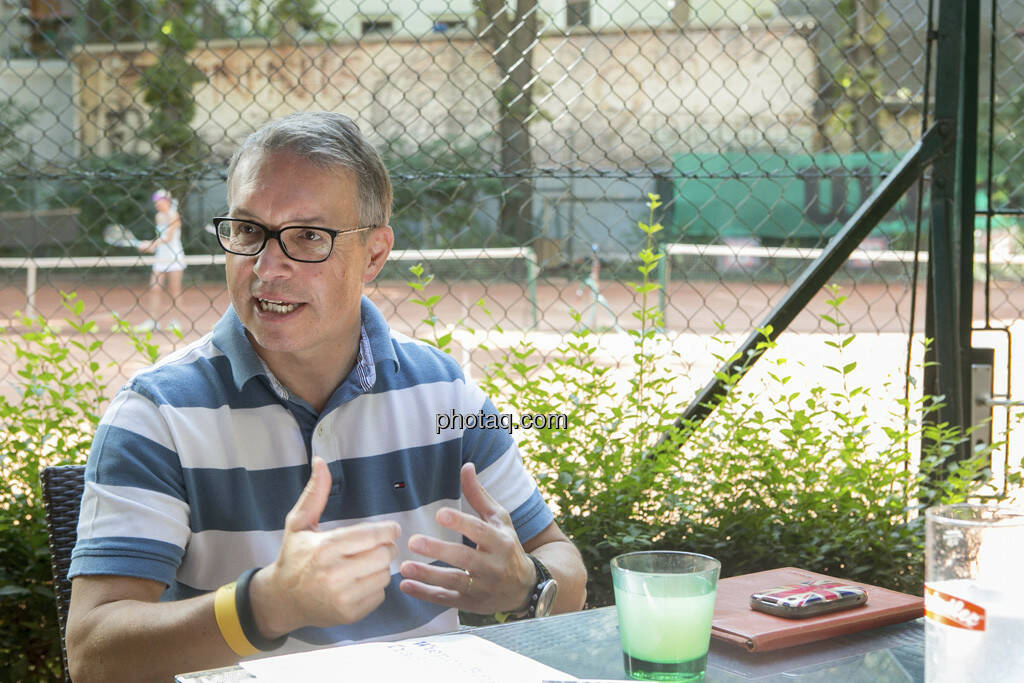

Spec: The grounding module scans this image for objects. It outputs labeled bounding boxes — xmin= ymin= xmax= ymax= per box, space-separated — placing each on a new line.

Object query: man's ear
xmin=363 ymin=225 xmax=394 ymax=283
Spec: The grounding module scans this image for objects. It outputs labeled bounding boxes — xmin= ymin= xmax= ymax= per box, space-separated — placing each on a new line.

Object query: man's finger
xmin=324 ymin=521 xmax=401 ymax=556
xmin=398 ymin=578 xmax=461 ymax=609
xmin=334 ymin=543 xmax=398 ymax=581
xmin=285 ymin=457 xmax=331 ymax=532
xmin=399 ymin=560 xmax=473 ymax=593
xmin=435 ymin=507 xmax=495 ymax=546
xmin=335 ymin=573 xmax=392 ymax=622
xmin=460 ymin=462 xmax=500 ymax=519
xmin=407 ymin=533 xmax=474 ymax=569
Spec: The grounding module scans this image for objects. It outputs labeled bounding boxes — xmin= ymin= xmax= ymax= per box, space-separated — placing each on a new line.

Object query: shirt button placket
xmin=313 ymin=424 xmax=326 ymax=460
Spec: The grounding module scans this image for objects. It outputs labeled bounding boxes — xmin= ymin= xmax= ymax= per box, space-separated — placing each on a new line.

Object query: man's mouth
xmin=257 ymin=298 xmax=299 ymax=314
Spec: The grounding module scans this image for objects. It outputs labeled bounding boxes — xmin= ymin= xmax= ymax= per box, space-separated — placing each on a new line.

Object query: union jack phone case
xmin=749 ymin=580 xmax=868 ymax=619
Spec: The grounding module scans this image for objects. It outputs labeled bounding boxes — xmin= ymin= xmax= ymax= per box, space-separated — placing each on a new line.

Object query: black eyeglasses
xmin=212 ymin=217 xmax=375 ymax=263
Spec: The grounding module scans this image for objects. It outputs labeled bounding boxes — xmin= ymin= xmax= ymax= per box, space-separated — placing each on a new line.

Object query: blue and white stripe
xmin=69 ymin=296 xmax=552 ymax=651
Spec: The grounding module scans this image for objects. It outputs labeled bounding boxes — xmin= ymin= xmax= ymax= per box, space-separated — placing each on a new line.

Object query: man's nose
xmin=253 ymin=235 xmax=292 ymax=277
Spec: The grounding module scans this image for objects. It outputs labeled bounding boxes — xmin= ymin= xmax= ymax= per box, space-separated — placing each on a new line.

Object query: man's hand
xmin=250 ymin=457 xmax=401 ymax=637
xmin=398 ymin=463 xmax=535 ymax=614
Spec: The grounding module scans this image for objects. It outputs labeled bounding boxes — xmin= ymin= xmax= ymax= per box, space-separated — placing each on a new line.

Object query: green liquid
xmin=624 ymin=652 xmax=707 ymax=681
xmin=614 ymin=576 xmax=715 ymax=681
xmin=616 ymin=589 xmax=716 ymax=662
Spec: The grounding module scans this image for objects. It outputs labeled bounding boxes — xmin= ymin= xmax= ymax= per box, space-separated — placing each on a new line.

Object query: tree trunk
xmin=477 ymin=0 xmax=537 ymax=244
xmin=851 ymin=0 xmax=884 ymax=152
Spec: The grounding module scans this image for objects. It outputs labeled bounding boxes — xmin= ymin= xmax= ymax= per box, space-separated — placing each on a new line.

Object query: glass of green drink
xmin=611 ymin=551 xmax=721 ymax=681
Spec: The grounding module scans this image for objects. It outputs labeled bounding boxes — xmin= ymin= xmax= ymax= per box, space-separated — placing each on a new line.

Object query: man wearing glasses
xmin=65 ymin=111 xmax=587 ymax=682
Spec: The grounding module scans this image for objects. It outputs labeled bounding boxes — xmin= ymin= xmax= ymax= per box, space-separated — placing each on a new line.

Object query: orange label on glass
xmin=925 ymin=585 xmax=987 ymax=631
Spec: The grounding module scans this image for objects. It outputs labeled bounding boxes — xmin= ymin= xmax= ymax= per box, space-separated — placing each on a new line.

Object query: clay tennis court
xmin=5 ymin=268 xmax=1024 ymax=383
xmin=3 ymin=267 xmax=1023 ymax=492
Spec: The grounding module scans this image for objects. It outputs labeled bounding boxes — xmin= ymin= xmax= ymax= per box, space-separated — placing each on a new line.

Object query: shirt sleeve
xmin=69 ymin=385 xmax=190 ymax=587
xmin=458 ymin=379 xmax=554 ymax=544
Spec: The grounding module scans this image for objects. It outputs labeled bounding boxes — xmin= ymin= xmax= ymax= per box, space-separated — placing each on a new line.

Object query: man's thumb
xmin=286 ymin=457 xmax=331 ymax=532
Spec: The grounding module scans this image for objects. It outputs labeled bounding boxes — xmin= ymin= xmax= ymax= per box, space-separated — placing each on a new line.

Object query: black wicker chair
xmin=40 ymin=464 xmax=86 ymax=683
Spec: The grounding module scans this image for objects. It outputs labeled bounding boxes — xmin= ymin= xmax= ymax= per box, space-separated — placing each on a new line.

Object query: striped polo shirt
xmin=69 ymin=296 xmax=553 ymax=651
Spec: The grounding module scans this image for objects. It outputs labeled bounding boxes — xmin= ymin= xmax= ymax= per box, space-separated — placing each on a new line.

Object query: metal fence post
xmin=657 ymin=248 xmax=667 ymax=324
xmin=924 ymin=0 xmax=979 ymax=471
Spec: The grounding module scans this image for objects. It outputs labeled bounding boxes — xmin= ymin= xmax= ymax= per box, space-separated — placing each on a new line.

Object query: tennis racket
xmin=103 ymin=224 xmax=143 ymax=248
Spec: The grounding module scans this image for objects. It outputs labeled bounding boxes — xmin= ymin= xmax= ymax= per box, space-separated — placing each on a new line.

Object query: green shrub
xmin=0 ymin=294 xmax=158 ymax=680
xmin=411 ymin=194 xmax=1003 ymax=609
xmin=652 ymin=315 xmax=991 ymax=598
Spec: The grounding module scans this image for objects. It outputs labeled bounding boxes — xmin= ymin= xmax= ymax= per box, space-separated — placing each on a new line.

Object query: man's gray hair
xmin=227 ymin=111 xmax=392 ymax=227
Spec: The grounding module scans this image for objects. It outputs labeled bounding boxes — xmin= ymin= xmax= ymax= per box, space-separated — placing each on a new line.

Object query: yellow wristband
xmin=214 ymin=581 xmax=260 ymax=657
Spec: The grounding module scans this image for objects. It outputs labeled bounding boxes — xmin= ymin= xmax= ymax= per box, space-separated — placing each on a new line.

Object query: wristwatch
xmin=496 ymin=554 xmax=558 ymax=622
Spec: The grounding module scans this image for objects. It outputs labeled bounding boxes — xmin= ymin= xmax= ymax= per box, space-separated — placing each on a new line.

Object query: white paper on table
xmin=240 ymin=633 xmax=578 ymax=683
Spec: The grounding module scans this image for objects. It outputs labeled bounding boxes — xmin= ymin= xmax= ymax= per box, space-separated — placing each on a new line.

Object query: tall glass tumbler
xmin=925 ymin=504 xmax=1024 ymax=683
xmin=611 ymin=551 xmax=720 ymax=681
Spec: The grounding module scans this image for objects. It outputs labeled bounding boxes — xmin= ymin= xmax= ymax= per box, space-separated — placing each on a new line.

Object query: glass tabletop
xmin=177 ymin=607 xmax=924 ymax=682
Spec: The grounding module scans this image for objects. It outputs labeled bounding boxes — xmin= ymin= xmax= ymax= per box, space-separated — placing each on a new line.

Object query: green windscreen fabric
xmin=672 ymin=152 xmax=922 ymax=243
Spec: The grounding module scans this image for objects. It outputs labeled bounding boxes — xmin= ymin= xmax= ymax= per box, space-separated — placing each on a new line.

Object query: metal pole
xmin=657 ymin=248 xmax=667 ymax=325
xmin=957 ymin=1 xmax=981 ymax=435
xmin=525 ymin=248 xmax=539 ymax=329
xmin=924 ymin=0 xmax=975 ymax=466
xmin=26 ymin=263 xmax=37 ymax=318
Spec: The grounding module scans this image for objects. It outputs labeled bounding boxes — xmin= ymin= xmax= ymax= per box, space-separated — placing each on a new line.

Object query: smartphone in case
xmin=750 ymin=580 xmax=868 ymax=619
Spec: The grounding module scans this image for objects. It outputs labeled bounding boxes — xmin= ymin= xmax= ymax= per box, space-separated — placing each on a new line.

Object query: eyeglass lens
xmin=217 ymin=220 xmax=333 ymax=261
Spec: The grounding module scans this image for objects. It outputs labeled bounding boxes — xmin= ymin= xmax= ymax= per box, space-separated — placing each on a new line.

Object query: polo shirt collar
xmin=360 ymin=295 xmax=399 ymax=374
xmin=211 ymin=296 xmax=400 ymax=394
xmin=212 ymin=305 xmax=265 ymax=391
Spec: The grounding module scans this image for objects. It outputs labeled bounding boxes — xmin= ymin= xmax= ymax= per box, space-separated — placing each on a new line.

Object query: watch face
xmin=535 ymin=579 xmax=558 ymax=617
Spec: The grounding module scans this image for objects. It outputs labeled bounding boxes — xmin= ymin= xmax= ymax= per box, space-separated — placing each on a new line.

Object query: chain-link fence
xmin=3 ymin=1 xmax=1024 ymax=463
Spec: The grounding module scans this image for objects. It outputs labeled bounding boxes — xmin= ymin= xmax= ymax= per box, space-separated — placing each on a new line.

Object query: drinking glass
xmin=611 ymin=551 xmax=720 ymax=681
xmin=925 ymin=503 xmax=1024 ymax=683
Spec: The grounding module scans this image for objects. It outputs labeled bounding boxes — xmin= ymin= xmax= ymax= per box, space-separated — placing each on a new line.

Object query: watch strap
xmin=528 ymin=554 xmax=552 ymax=584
